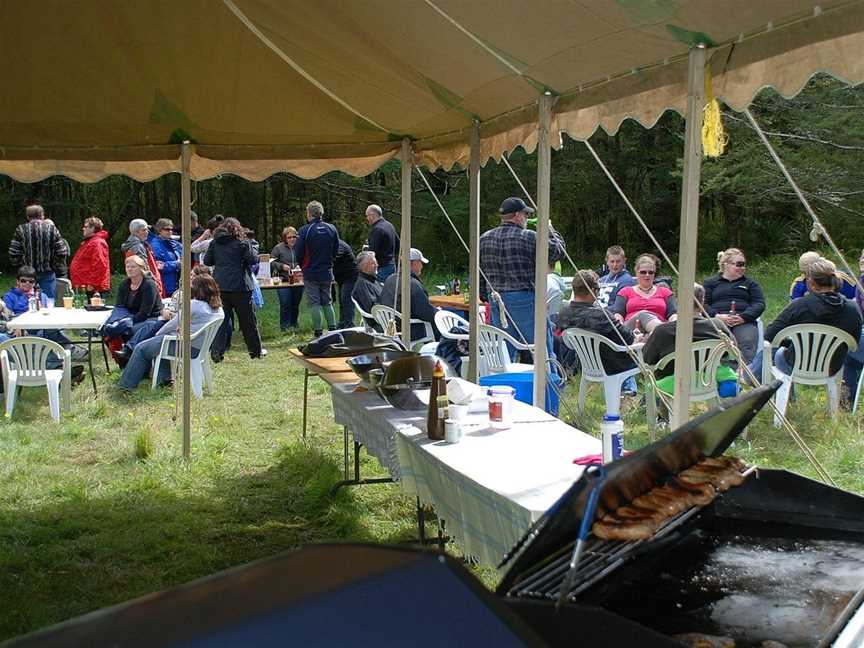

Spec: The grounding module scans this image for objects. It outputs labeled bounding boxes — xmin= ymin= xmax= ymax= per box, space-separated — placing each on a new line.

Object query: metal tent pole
xmin=468 ymin=121 xmax=481 ymax=382
xmin=671 ymin=45 xmax=706 ymax=430
xmin=180 ymin=142 xmax=193 ymax=459
xmin=533 ymin=92 xmax=554 ymax=408
xmin=400 ymin=139 xmax=413 ymax=349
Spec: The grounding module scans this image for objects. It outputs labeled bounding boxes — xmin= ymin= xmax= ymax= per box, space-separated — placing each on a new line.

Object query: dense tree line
xmin=1 ymin=74 xmax=861 ymax=276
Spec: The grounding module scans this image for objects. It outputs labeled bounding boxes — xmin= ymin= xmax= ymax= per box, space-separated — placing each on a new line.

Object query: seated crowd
xmin=6 ymin=199 xmax=864 ymax=412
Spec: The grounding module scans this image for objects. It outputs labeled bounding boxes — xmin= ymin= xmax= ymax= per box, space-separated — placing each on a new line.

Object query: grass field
xmin=1 ymin=255 xmax=862 ymax=641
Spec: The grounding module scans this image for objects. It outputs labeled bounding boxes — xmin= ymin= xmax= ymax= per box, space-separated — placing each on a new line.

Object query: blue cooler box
xmin=479 ymin=371 xmax=561 ymax=416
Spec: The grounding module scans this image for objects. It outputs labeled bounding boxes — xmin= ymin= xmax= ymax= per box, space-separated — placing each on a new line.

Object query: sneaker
xmin=113 ymin=347 xmax=131 ymax=369
xmin=261 ymin=348 xmax=268 ymax=357
xmin=69 ymin=345 xmax=90 ymax=362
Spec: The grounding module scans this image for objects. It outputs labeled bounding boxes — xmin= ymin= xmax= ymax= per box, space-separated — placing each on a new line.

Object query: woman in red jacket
xmin=70 ymin=216 xmax=111 ymax=294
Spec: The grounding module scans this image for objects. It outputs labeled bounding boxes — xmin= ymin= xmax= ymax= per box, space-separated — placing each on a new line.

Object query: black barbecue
xmin=498 ymin=383 xmax=864 ymax=648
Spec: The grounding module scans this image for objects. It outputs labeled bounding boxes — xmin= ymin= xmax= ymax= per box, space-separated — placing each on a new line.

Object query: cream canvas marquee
xmin=1 ymin=0 xmax=863 ymax=181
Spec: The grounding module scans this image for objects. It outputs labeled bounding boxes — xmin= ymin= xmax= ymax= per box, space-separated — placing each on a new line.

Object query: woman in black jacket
xmin=104 ymin=255 xmax=163 ymax=361
xmin=703 ymin=247 xmax=765 ymax=363
xmin=204 ymin=217 xmax=263 ymax=360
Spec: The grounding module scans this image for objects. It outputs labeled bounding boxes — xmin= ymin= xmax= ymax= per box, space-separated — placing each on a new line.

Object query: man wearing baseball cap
xmin=379 ymin=247 xmax=439 ymax=342
xmin=479 ymin=196 xmax=566 ymax=361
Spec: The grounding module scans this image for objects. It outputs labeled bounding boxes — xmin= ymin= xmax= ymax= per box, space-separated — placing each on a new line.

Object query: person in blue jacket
xmin=150 ymin=218 xmax=183 ymax=296
xmin=294 ymin=200 xmax=340 ymax=338
xmin=789 ymin=250 xmax=856 ymax=300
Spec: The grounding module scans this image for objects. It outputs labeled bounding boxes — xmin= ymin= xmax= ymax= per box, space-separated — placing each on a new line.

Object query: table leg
xmin=417 ymin=497 xmax=426 ymax=544
xmin=302 ymin=368 xmax=309 ymax=439
xmin=101 ymin=335 xmax=110 ymax=372
xmin=87 ymin=330 xmax=97 ymax=394
xmin=343 ymin=426 xmax=350 ymax=480
xmin=330 ymin=439 xmax=394 ymax=494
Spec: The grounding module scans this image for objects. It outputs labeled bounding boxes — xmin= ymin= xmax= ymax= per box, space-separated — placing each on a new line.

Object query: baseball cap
xmin=499 ymin=197 xmax=535 ymax=215
xmin=409 ymin=248 xmax=429 ymax=264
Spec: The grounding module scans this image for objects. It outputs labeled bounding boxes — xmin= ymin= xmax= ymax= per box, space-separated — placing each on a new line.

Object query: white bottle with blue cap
xmin=601 ymin=415 xmax=624 ymax=464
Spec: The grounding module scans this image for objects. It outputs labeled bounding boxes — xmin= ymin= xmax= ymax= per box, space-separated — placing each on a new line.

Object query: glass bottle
xmin=426 ymin=360 xmax=448 ymax=441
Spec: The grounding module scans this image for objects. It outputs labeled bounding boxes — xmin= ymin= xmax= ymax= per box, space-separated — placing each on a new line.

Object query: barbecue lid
xmin=497 ymin=381 xmax=780 ymax=595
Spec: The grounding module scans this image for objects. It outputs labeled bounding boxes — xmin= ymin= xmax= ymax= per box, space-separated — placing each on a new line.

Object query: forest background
xmin=1 ymin=75 xmax=862 ymax=277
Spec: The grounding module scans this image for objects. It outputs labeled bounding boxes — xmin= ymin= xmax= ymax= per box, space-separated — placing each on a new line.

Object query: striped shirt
xmin=8 ymin=220 xmax=67 ymax=273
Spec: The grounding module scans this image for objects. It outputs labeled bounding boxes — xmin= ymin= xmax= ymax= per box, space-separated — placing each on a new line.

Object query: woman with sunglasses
xmin=271 ymin=226 xmax=304 ymax=331
xmin=150 ymin=218 xmax=183 ymax=296
xmin=703 ymin=247 xmax=765 ymax=363
xmin=612 ymin=254 xmax=677 ymax=335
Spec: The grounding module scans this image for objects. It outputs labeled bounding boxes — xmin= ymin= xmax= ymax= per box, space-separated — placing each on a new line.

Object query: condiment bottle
xmin=601 ymin=415 xmax=624 ymax=464
xmin=729 ymin=300 xmax=736 ymax=315
xmin=426 ymin=360 xmax=447 ymax=441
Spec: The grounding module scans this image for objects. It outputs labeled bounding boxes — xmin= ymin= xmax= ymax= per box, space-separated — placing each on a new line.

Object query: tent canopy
xmin=2 ymin=0 xmax=863 ymax=181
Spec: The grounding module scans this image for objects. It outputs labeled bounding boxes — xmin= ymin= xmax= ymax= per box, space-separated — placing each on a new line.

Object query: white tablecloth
xmin=6 ymin=307 xmax=113 ymax=331
xmin=330 ymin=383 xmax=601 ymax=569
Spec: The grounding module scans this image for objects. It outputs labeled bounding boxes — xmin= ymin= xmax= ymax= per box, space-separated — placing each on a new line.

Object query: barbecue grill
xmin=498 ymin=383 xmax=864 ymax=648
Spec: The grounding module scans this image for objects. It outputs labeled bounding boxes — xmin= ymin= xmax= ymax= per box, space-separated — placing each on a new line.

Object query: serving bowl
xmin=347 ymin=350 xmax=418 ymax=384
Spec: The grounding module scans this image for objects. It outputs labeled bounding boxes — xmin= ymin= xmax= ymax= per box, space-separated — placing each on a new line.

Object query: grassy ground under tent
xmin=1 ymin=254 xmax=863 ymax=640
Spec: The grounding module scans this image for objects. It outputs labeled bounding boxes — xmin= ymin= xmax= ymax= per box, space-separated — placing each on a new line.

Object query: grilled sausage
xmin=592 ymin=517 xmax=658 ymax=541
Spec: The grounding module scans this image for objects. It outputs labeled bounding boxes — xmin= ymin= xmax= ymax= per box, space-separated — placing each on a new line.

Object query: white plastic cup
xmin=444 ymin=419 xmax=463 ymax=444
xmin=45 ymin=298 xmax=55 ymax=309
xmin=449 ymin=403 xmax=469 ymax=421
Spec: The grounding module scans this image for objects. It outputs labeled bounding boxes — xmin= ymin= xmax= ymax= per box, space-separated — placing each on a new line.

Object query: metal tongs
xmin=556 ymin=464 xmax=606 ymax=611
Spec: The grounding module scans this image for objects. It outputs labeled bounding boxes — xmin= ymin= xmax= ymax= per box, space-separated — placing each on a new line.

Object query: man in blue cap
xmin=479 ymin=197 xmax=566 ymax=364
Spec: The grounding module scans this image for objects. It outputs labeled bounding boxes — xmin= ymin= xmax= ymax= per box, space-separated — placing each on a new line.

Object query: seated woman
xmin=114 ymin=265 xmax=213 ymax=366
xmin=611 ymin=254 xmax=677 ymax=334
xmin=117 ymin=274 xmax=224 ymax=391
xmin=703 ymin=247 xmax=765 ymax=363
xmin=104 ymin=255 xmax=162 ymax=359
xmin=842 ymin=248 xmax=864 ymax=406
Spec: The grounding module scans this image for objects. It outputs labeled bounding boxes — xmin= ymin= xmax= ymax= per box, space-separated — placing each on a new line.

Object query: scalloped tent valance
xmin=1 ymin=0 xmax=862 ymax=181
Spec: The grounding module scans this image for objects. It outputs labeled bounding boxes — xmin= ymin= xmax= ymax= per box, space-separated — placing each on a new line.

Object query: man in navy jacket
xmin=294 ymin=200 xmax=340 ymax=337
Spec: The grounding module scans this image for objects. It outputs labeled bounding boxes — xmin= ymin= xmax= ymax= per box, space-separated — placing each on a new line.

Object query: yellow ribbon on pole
xmin=702 ymin=64 xmax=728 ymax=158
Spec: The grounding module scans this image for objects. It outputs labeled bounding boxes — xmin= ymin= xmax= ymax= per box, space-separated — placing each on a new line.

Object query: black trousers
xmin=337 ymin=278 xmax=357 ymax=328
xmin=213 ymin=290 xmax=262 ymax=358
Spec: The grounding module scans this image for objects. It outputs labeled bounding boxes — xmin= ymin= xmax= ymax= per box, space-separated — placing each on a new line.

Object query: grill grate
xmin=508 ymin=465 xmax=757 ymax=602
xmin=509 ymin=507 xmax=702 ymax=601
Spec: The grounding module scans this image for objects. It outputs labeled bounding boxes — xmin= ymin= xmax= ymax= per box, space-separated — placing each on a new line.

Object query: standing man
xmin=294 ymin=200 xmax=339 ymax=338
xmin=479 ymin=197 xmax=566 ymax=357
xmin=333 ymin=239 xmax=358 ymax=329
xmin=8 ymin=204 xmax=68 ymax=299
xmin=597 ymin=245 xmax=636 ymax=309
xmin=364 ymin=204 xmax=399 ymax=282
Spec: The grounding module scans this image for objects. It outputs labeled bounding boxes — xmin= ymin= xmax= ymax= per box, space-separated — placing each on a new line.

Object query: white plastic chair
xmin=561 ymin=328 xmax=643 ymax=417
xmin=0 ymin=337 xmax=71 ymax=422
xmin=477 ymin=323 xmax=534 ymax=376
xmin=434 ymin=310 xmax=470 ymax=341
xmin=646 ymin=338 xmax=730 ymax=437
xmin=151 ymin=316 xmax=224 ymax=398
xmin=370 ymin=304 xmax=434 ymax=351
xmin=762 ymin=324 xmax=857 ymax=427
xmin=352 ymin=297 xmax=376 ymax=334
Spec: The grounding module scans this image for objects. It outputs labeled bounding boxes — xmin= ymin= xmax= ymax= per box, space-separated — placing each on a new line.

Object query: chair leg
xmin=578 ymin=376 xmax=587 ymax=414
xmin=855 ymin=369 xmax=864 ymax=414
xmin=772 ymin=378 xmax=792 ymax=428
xmin=646 ymin=383 xmax=657 ymax=440
xmin=202 ymin=359 xmax=214 ymax=394
xmin=151 ymin=358 xmax=162 ymax=391
xmin=603 ymin=376 xmax=625 ymax=417
xmin=46 ymin=378 xmax=61 ymax=422
xmin=190 ymin=363 xmax=204 ymax=399
xmin=5 ymin=376 xmax=17 ymax=419
xmin=827 ymin=376 xmax=840 ymax=419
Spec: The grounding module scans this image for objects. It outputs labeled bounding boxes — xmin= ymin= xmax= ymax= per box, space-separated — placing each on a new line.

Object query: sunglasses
xmin=730 ymin=261 xmax=746 ymax=267
xmin=18 ymin=278 xmax=36 ymax=284
xmin=638 ymin=270 xmax=656 ymax=275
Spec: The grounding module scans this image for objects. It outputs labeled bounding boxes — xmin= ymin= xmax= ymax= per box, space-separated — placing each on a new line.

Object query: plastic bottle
xmin=601 ymin=415 xmax=624 ymax=464
xmin=729 ymin=300 xmax=737 ymax=315
xmin=453 ymin=278 xmax=461 ymax=295
xmin=34 ymin=287 xmax=42 ymax=311
xmin=28 ymin=291 xmax=37 ymax=312
xmin=426 ymin=360 xmax=448 ymax=441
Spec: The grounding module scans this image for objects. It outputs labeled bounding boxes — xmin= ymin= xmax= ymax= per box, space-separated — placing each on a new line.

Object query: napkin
xmin=446 ymin=378 xmax=484 ymax=405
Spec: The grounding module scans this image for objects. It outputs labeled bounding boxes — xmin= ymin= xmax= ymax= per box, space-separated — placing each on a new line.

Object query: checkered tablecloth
xmin=330 ymin=383 xmax=601 ymax=569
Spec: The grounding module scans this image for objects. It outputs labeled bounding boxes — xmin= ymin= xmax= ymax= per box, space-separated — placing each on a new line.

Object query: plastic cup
xmin=444 ymin=419 xmax=463 ymax=444
xmin=63 ymin=296 xmax=73 ymax=309
xmin=45 ymin=298 xmax=55 ymax=309
xmin=487 ymin=385 xmax=516 ymax=430
xmin=449 ymin=403 xmax=469 ymax=421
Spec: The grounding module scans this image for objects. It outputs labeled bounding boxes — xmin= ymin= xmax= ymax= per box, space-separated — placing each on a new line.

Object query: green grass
xmin=1 ymin=257 xmax=863 ymax=640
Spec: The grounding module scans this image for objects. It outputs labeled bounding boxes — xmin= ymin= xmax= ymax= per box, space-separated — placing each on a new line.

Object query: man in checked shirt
xmin=479 ymin=197 xmax=566 ymax=366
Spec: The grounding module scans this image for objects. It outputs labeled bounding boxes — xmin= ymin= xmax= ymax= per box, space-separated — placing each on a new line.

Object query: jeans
xmin=125 ymin=318 xmax=165 ymax=350
xmin=377 ymin=263 xmax=396 ymax=282
xmin=490 ymin=290 xmax=556 ymax=366
xmin=338 ymin=278 xmax=357 ymax=328
xmin=37 ymin=271 xmax=56 ymax=299
xmin=748 ymin=346 xmax=794 ymax=381
xmin=277 ymin=286 xmax=304 ymax=330
xmin=118 ymin=336 xmax=201 ymax=390
xmin=842 ymin=326 xmax=864 ymax=391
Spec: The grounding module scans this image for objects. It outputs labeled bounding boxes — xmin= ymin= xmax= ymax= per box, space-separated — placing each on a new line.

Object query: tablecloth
xmin=330 ymin=383 xmax=601 ymax=569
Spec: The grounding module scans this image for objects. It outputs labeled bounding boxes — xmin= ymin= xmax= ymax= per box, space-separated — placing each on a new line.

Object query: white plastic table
xmin=6 ymin=307 xmax=114 ymax=392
